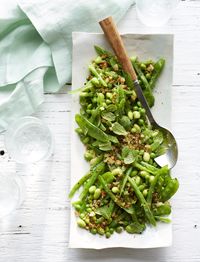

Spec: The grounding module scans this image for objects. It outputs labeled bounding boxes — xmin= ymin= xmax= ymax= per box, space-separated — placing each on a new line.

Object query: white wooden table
xmin=0 ymin=1 xmax=200 ymax=261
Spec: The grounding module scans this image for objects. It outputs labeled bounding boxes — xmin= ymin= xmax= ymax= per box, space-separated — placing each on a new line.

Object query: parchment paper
xmin=69 ymin=32 xmax=173 ymax=249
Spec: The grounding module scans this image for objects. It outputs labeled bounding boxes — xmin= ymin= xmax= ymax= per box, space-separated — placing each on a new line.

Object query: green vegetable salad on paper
xmin=69 ymin=46 xmax=179 ymax=238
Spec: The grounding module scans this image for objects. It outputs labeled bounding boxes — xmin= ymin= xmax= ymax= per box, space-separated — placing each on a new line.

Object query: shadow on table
xmin=69 ymin=247 xmax=171 ymax=262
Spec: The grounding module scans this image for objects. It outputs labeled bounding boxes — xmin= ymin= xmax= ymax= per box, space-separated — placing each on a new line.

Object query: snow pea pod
xmin=153 ymin=203 xmax=171 ymax=216
xmin=75 ymin=114 xmax=109 ymax=143
xmin=149 ymin=58 xmax=165 ymax=90
xmin=161 ymin=178 xmax=179 ymax=202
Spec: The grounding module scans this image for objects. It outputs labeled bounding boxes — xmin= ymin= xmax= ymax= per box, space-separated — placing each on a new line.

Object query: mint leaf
xmin=112 ymin=122 xmax=127 ymax=136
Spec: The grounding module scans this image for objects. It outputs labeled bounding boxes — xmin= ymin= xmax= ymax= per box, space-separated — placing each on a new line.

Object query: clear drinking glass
xmin=0 ymin=172 xmax=25 ymax=219
xmin=5 ymin=117 xmax=54 ymax=164
xmin=136 ymin=0 xmax=180 ymax=27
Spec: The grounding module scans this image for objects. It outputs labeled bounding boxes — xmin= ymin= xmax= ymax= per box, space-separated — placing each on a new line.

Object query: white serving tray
xmin=69 ymin=32 xmax=173 ymax=249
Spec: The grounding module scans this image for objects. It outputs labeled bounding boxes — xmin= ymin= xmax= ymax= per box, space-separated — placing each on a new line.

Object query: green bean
xmin=88 ymin=64 xmax=107 ymax=87
xmin=128 ymin=176 xmax=156 ymax=226
xmin=131 ymin=58 xmax=155 ymax=107
xmin=79 ymin=162 xmax=105 ymax=200
xmin=149 ymin=58 xmax=165 ymax=90
xmin=94 ymin=45 xmax=113 ymax=58
xmin=69 ymin=172 xmax=91 ymax=198
xmin=134 ymin=162 xmax=157 ymax=175
xmin=120 ymin=167 xmax=133 ymax=195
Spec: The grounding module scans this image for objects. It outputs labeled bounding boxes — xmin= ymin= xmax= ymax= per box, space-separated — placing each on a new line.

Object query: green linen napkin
xmin=0 ymin=0 xmax=134 ymax=132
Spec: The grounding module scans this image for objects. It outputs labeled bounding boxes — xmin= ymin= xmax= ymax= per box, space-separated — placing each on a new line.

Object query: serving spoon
xmin=99 ymin=16 xmax=178 ymax=169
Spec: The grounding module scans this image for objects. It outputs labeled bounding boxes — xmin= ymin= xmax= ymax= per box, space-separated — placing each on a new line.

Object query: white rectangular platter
xmin=69 ymin=32 xmax=173 ymax=249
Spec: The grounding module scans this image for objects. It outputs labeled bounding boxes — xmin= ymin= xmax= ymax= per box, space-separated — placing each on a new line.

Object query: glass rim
xmin=4 ymin=116 xmax=54 ymax=164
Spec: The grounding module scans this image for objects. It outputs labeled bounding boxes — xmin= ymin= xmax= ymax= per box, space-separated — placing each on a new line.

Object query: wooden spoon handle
xmin=99 ymin=16 xmax=137 ymax=81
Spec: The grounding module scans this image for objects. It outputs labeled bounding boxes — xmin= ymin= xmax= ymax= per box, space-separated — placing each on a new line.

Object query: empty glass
xmin=0 ymin=172 xmax=25 ymax=219
xmin=4 ymin=116 xmax=54 ymax=164
xmin=136 ymin=0 xmax=180 ymax=27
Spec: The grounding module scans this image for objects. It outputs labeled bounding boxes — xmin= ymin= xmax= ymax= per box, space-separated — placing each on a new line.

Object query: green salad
xmin=69 ymin=46 xmax=179 ymax=238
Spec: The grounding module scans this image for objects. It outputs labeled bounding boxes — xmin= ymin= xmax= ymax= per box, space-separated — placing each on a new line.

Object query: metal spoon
xmin=99 ymin=16 xmax=178 ymax=169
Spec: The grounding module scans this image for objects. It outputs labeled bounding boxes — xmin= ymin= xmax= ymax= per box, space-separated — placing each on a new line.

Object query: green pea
xmin=77 ymin=218 xmax=86 ymax=228
xmin=138 ymin=184 xmax=146 ymax=191
xmin=133 ymin=111 xmax=141 ymax=119
xmin=115 ymin=226 xmax=123 ymax=233
xmin=124 ymin=190 xmax=129 ymax=196
xmin=95 ymin=56 xmax=102 ymax=64
xmin=106 ymin=92 xmax=113 ymax=99
xmin=84 ymin=218 xmax=90 ymax=224
xmin=90 ymin=228 xmax=97 ymax=234
xmin=130 ymin=170 xmax=138 ymax=177
xmin=112 ymin=168 xmax=122 ymax=176
xmin=106 ymin=99 xmax=111 ymax=104
xmin=113 ymin=64 xmax=119 ymax=71
xmin=92 ymin=97 xmax=97 ymax=103
xmin=80 ymin=213 xmax=85 ymax=219
xmin=84 ymin=151 xmax=94 ymax=161
xmin=86 ymin=207 xmax=92 ymax=213
xmin=106 ymin=232 xmax=111 ymax=238
xmin=89 ymin=185 xmax=96 ymax=194
xmin=143 ymin=189 xmax=148 ymax=197
xmin=146 ymin=73 xmax=151 ymax=80
xmin=138 ymin=119 xmax=144 ymax=125
xmin=131 ymin=127 xmax=136 ymax=133
xmin=135 ymin=176 xmax=142 ymax=186
xmin=133 ymin=124 xmax=141 ymax=133
xmin=112 ymin=186 xmax=119 ymax=194
xmin=91 ymin=77 xmax=100 ymax=86
xmin=94 ymin=188 xmax=101 ymax=199
xmin=149 ymin=176 xmax=155 ymax=183
xmin=143 ymin=152 xmax=150 ymax=162
xmin=139 ymin=170 xmax=150 ymax=178
xmin=140 ymin=63 xmax=146 ymax=70
xmin=109 ymin=228 xmax=114 ymax=234
xmin=133 ymin=106 xmax=139 ymax=111
xmin=150 ymin=152 xmax=156 ymax=159
xmin=98 ymin=227 xmax=105 ymax=235
xmin=128 ymin=111 xmax=133 ymax=120
xmin=140 ymin=108 xmax=146 ymax=114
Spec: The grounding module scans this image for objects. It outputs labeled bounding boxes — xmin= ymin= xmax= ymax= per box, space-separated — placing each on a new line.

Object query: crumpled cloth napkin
xmin=0 ymin=0 xmax=134 ymax=131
